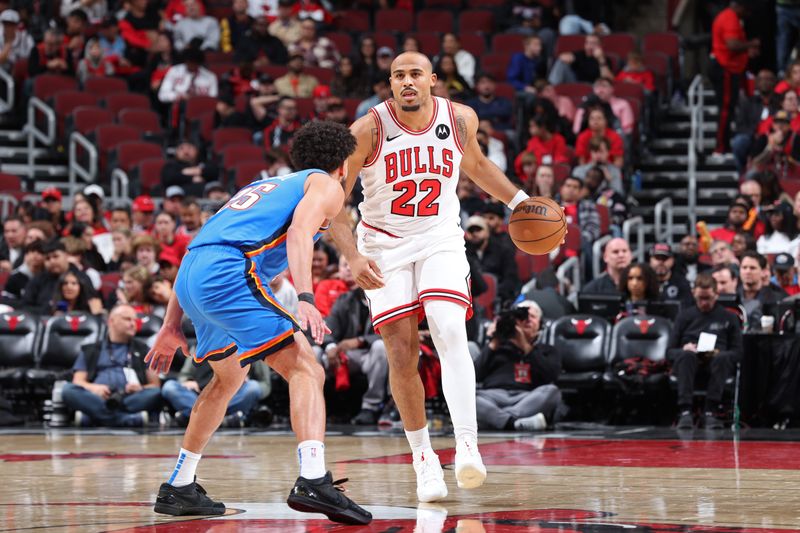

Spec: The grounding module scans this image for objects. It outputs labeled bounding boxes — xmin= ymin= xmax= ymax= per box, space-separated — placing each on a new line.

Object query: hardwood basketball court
xmin=2 ymin=425 xmax=799 ymax=532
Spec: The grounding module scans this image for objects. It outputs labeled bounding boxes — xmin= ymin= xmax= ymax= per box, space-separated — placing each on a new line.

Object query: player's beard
xmin=400 ymin=104 xmax=421 ymax=111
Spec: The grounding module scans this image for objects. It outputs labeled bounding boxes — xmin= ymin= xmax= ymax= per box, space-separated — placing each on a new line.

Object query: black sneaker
xmin=287 ymin=471 xmax=372 ymax=525
xmin=704 ymin=412 xmax=724 ymax=430
xmin=154 ymin=478 xmax=226 ymax=516
xmin=351 ymin=408 xmax=379 ymax=425
xmin=676 ymin=411 xmax=694 ymax=429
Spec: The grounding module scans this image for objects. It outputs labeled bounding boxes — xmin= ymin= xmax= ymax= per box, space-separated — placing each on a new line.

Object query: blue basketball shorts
xmin=174 ymin=244 xmax=299 ymax=367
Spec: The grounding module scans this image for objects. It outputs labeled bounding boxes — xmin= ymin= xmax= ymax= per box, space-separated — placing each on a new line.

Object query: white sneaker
xmin=413 ymin=448 xmax=448 ymax=502
xmin=514 ymin=412 xmax=547 ymax=431
xmin=415 ymin=503 xmax=448 ymax=533
xmin=454 ymin=436 xmax=486 ymax=489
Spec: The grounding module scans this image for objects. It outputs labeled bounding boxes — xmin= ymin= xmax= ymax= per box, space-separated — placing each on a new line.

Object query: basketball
xmin=508 ymin=197 xmax=566 ymax=255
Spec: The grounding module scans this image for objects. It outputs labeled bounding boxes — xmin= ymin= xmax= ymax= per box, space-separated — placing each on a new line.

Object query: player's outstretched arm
xmin=328 ymin=112 xmax=384 ymax=289
xmin=145 ymin=290 xmax=189 ymax=373
xmin=287 ymin=172 xmax=345 ymax=343
xmin=455 ymin=103 xmax=528 ymax=209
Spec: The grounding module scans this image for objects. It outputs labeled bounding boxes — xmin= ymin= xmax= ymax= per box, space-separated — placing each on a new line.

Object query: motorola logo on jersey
xmin=384 ymin=147 xmax=454 ymax=183
xmin=435 ymin=124 xmax=450 ymax=140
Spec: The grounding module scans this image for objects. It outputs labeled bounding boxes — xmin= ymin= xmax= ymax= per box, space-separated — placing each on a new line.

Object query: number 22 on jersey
xmin=390 ymin=179 xmax=441 ymax=217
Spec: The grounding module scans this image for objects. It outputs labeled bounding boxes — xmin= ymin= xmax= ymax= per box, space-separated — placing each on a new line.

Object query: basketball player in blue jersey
xmin=144 ymin=121 xmax=372 ymax=525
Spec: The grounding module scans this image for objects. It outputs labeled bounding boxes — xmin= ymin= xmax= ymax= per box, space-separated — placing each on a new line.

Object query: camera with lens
xmin=105 ymin=391 xmax=126 ymax=410
xmin=493 ymin=307 xmax=530 ymax=341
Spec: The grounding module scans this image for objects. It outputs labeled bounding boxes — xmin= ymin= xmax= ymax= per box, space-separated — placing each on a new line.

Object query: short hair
xmin=68 ymin=9 xmax=89 ymax=23
xmin=27 ymin=220 xmax=55 ymax=240
xmin=290 ymin=121 xmax=357 ymax=173
xmin=741 ymin=250 xmax=767 ymax=269
xmin=694 ymin=272 xmax=717 ymax=292
xmin=476 ymin=73 xmax=495 ymax=84
xmin=42 ymin=239 xmax=66 ymax=254
xmin=516 ymin=299 xmax=542 ymax=318
xmin=712 ymin=263 xmax=736 ymax=278
xmin=563 ymin=175 xmax=583 ymax=187
xmin=181 ymin=197 xmax=201 ymax=209
xmin=62 ymin=236 xmax=87 ymax=255
xmin=519 ymin=151 xmax=537 ymax=166
xmin=123 ymin=265 xmax=151 ymax=285
xmin=131 ymin=234 xmax=161 ymax=256
xmin=588 ymin=136 xmax=611 ymax=151
xmin=24 ymin=240 xmax=45 ymax=255
xmin=3 ymin=215 xmax=24 ymax=227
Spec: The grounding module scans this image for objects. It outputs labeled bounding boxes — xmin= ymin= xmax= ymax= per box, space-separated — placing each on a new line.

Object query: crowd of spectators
xmin=1 ymin=0 xmax=800 ymax=430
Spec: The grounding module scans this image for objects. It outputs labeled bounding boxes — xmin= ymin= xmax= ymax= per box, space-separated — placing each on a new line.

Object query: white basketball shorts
xmin=356 ymin=220 xmax=473 ymax=332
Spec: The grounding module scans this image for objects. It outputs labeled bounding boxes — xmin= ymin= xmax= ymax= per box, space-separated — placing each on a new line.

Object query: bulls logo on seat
xmin=68 ymin=314 xmax=86 ymax=332
xmin=633 ymin=318 xmax=656 ymax=334
xmin=570 ymin=318 xmax=593 ymax=335
xmin=3 ymin=313 xmax=21 ymax=331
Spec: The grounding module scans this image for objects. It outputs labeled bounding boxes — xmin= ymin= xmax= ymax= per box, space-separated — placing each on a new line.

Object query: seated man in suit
xmin=668 ymin=273 xmax=743 ymax=430
xmin=62 ymin=304 xmax=162 ymax=426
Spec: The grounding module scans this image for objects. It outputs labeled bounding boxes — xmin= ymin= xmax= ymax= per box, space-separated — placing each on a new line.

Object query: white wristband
xmin=507 ymin=190 xmax=530 ymax=210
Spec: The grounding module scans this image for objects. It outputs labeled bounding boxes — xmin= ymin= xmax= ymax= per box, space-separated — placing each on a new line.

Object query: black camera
xmin=105 ymin=391 xmax=126 ymax=411
xmin=493 ymin=307 xmax=530 ymax=341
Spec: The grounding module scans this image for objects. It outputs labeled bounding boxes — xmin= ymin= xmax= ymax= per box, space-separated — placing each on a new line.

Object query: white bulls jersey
xmin=358 ymin=96 xmax=464 ymax=238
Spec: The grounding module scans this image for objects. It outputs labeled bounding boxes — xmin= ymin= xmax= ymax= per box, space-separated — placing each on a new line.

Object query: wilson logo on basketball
xmin=384 ymin=147 xmax=454 ymax=183
xmin=515 ymin=204 xmax=549 ymax=216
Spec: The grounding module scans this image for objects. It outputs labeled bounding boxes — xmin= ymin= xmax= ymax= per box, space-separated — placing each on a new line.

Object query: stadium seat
xmin=459 ymin=33 xmax=487 ymax=57
xmin=601 ymin=33 xmax=638 ymax=60
xmin=233 ymin=161 xmax=270 ymax=189
xmin=552 ymin=163 xmax=571 ymax=185
xmin=95 ymin=124 xmax=143 ymax=176
xmin=613 ymin=81 xmax=646 ymax=107
xmin=596 ymin=203 xmax=610 ymax=235
xmin=222 ymin=144 xmax=265 ymax=170
xmin=72 ymin=106 xmax=114 ymax=136
xmin=364 ymin=31 xmax=398 ymax=50
xmin=554 ymin=35 xmax=586 ymax=56
xmin=0 ymin=173 xmax=21 ymax=192
xmin=458 ymin=10 xmax=494 ymax=34
xmin=605 ymin=314 xmax=672 ymax=390
xmin=118 ymin=108 xmax=164 ymax=136
xmin=467 ymin=0 xmax=504 ymax=6
xmin=83 ymin=76 xmax=128 ymax=96
xmin=343 ymin=98 xmax=361 ymax=120
xmin=54 ymin=91 xmax=101 ymax=139
xmin=494 ymin=82 xmax=516 ymax=100
xmin=476 ymin=272 xmax=497 ymax=320
xmin=549 ymin=314 xmax=611 ymax=391
xmin=375 ymin=9 xmax=413 ymax=33
xmin=205 ymin=51 xmax=234 ymax=64
xmin=32 ymin=74 xmax=77 ymax=102
xmin=642 ymin=50 xmax=671 ymax=96
xmin=336 ymin=10 xmax=370 ymax=33
xmin=294 ymin=97 xmax=315 ymax=120
xmin=134 ymin=157 xmax=167 ymax=196
xmin=406 ymin=32 xmax=442 ymax=56
xmin=26 ymin=313 xmax=102 ymax=387
xmin=416 ymin=10 xmax=454 ymax=33
xmin=553 ymin=82 xmax=593 ymax=108
xmin=643 ymin=32 xmax=681 ymax=80
xmin=325 ymin=32 xmax=353 ymax=57
xmin=305 ymin=66 xmax=334 ymax=85
xmin=103 ymin=92 xmax=151 ymax=115
xmin=479 ymin=53 xmax=512 ymax=82
xmin=113 ymin=141 xmax=164 ymax=174
xmin=212 ymin=127 xmax=253 ymax=154
xmin=99 ymin=272 xmax=121 ymax=301
xmin=491 ymin=34 xmax=525 ymax=55
xmin=134 ymin=314 xmax=163 ymax=348
xmin=0 ymin=310 xmax=40 ymax=387
xmin=426 ymin=0 xmax=463 ymax=8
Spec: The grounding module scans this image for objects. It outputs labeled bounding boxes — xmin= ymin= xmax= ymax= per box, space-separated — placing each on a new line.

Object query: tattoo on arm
xmin=456 ymin=115 xmax=467 ymax=147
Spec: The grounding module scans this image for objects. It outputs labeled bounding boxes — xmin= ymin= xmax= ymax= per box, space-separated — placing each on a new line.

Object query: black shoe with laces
xmin=154 ymin=478 xmax=226 ymax=516
xmin=676 ymin=410 xmax=694 ymax=429
xmin=287 ymin=471 xmax=372 ymax=525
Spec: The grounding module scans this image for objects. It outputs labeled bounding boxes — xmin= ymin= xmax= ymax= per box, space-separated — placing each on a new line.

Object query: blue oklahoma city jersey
xmin=189 ymin=169 xmax=326 ymax=279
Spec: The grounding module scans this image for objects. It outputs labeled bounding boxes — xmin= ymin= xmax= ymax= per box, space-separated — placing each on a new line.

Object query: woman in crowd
xmin=115 ymin=265 xmax=155 ymax=314
xmin=152 ymin=211 xmax=189 ymax=260
xmin=757 ymin=202 xmax=800 ymax=255
xmin=330 ymin=55 xmax=368 ymax=99
xmin=63 ymin=197 xmax=109 ymax=237
xmin=131 ymin=234 xmax=161 ymax=275
xmin=574 ymin=106 xmax=624 ymax=167
xmin=618 ymin=262 xmax=660 ymax=314
xmin=526 ymin=164 xmax=556 ymax=198
xmin=108 ymin=229 xmax=134 ymax=273
xmin=731 ymin=231 xmax=757 ymax=261
xmin=434 ymin=53 xmax=471 ymax=101
xmin=50 ymin=270 xmax=104 ymax=316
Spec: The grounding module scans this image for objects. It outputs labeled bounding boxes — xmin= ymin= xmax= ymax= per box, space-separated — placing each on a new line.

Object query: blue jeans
xmin=731 ymin=133 xmax=753 ymax=172
xmin=162 ymin=379 xmax=262 ymax=418
xmin=62 ymin=382 xmax=162 ymax=426
xmin=777 ymin=5 xmax=800 ymax=74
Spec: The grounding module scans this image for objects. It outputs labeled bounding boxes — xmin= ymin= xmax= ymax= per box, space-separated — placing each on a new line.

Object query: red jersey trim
xmin=385 ymin=97 xmax=438 ymax=135
xmin=360 ymin=220 xmax=400 ymax=239
xmin=445 ymin=99 xmax=465 ymax=154
xmin=363 ymin=108 xmax=383 ymax=168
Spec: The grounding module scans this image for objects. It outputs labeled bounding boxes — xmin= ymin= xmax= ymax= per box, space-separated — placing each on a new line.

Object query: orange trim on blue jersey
xmin=237 ymin=328 xmax=295 ymax=362
xmin=194 ymin=342 xmax=237 ymax=363
xmin=244 ymin=232 xmax=288 ymax=258
xmin=246 ymin=261 xmax=299 ymax=326
xmin=386 ymin=97 xmax=438 ymax=135
xmin=363 ymin=108 xmax=383 ymax=168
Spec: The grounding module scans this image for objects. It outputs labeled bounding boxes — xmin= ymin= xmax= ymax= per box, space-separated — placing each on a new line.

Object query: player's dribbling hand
xmin=297 ymin=301 xmax=331 ymax=344
xmin=350 ymin=253 xmax=384 ymax=290
xmin=145 ymin=325 xmax=190 ymax=374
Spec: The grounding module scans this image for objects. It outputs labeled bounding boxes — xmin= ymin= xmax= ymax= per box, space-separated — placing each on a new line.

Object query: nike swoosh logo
xmin=386 ymin=133 xmax=403 ymax=142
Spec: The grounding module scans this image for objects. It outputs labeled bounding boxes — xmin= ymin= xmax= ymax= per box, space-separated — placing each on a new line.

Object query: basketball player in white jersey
xmin=329 ymin=52 xmax=535 ymax=502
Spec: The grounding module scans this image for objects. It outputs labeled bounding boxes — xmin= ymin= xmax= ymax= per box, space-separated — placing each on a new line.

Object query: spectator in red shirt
xmin=314 ymin=255 xmax=355 ymax=317
xmin=615 ymin=51 xmax=655 ymax=92
xmin=263 ymin=96 xmax=302 ymax=149
xmin=756 ymin=90 xmax=800 ymax=135
xmin=153 ymin=211 xmax=190 ymax=261
xmin=575 ymin=107 xmax=624 ymax=167
xmin=118 ymin=0 xmax=161 ymax=67
xmin=776 ymin=61 xmax=800 ymax=96
xmin=710 ymin=196 xmax=753 ymax=243
xmin=513 ymin=114 xmax=569 ymax=177
xmin=710 ymin=1 xmax=760 ymax=157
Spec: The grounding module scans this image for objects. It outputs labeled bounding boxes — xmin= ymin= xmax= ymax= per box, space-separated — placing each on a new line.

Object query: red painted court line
xmin=348 ymin=438 xmax=800 ymax=470
xmin=0 ymin=452 xmax=251 ymax=462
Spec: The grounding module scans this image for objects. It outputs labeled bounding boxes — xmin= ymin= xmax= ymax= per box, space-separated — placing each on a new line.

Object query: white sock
xmin=424 ymin=300 xmax=478 ymax=443
xmin=168 ymin=447 xmax=201 ymax=487
xmin=405 ymin=426 xmax=432 ymax=461
xmin=298 ymin=440 xmax=326 ymax=479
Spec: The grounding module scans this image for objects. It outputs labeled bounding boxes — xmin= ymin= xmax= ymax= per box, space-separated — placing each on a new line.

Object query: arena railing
xmin=110 ymin=168 xmax=131 ymax=206
xmin=654 ymin=197 xmax=674 ymax=245
xmin=623 ymin=215 xmax=645 ymax=262
xmin=591 ymin=234 xmax=613 ymax=279
xmin=26 ymin=97 xmax=55 ymax=182
xmin=68 ymin=131 xmax=97 ymax=196
xmin=0 ymin=68 xmax=14 ymax=114
xmin=557 ymin=255 xmax=580 ymax=297
xmin=0 ymin=193 xmax=17 ymax=219
xmin=687 ymin=74 xmax=703 ymax=236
